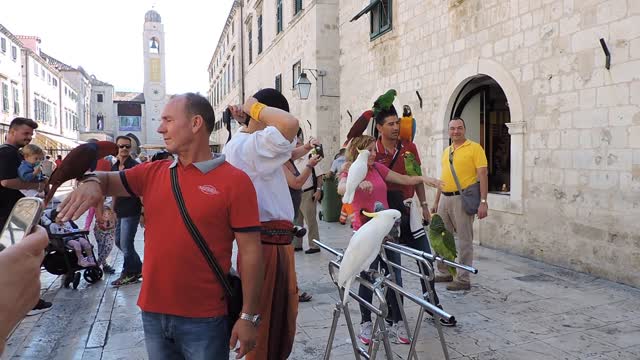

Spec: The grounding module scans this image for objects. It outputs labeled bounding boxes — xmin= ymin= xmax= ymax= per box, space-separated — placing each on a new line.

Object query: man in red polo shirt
xmin=374 ymin=104 xmax=456 ymax=328
xmin=56 ymin=93 xmax=264 ymax=359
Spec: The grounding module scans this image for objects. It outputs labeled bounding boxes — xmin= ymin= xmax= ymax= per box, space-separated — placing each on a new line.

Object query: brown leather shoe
xmin=446 ymin=281 xmax=471 ymax=291
xmin=434 ymin=273 xmax=453 ymax=283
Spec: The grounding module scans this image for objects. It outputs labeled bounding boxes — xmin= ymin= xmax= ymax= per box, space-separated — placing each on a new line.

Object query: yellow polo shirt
xmin=440 ymin=140 xmax=488 ymax=193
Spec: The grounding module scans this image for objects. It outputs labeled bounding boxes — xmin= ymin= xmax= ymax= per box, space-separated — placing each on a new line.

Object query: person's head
xmin=151 ymin=151 xmax=174 ymax=162
xmin=138 ymin=153 xmax=148 ymax=162
xmin=45 ymin=155 xmax=51 ymax=160
xmin=248 ymin=88 xmax=290 ymax=132
xmin=21 ymin=144 xmax=45 ymax=165
xmin=57 ymin=155 xmax=62 ymax=160
xmin=115 ymin=136 xmax=133 ymax=158
xmin=102 ymin=206 xmax=115 ymax=222
xmin=7 ymin=117 xmax=38 ymax=147
xmin=335 ymin=148 xmax=346 ymax=160
xmin=448 ymin=117 xmax=466 ymax=143
xmin=346 ymin=135 xmax=376 ymax=166
xmin=295 ymin=128 xmax=304 ymax=147
xmin=374 ymin=105 xmax=399 ymax=141
xmin=158 ymin=93 xmax=215 ymax=154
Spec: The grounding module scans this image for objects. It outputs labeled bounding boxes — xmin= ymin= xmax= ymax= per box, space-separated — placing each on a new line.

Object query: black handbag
xmin=170 ymin=166 xmax=243 ymax=325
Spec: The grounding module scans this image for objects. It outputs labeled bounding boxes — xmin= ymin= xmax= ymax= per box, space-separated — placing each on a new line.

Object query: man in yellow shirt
xmin=431 ymin=118 xmax=489 ymax=291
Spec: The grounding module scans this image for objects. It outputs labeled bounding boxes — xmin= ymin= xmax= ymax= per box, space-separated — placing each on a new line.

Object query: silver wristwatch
xmin=239 ymin=312 xmax=261 ymax=327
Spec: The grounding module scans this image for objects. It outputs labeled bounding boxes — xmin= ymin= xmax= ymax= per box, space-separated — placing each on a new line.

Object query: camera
xmin=311 ymin=144 xmax=324 ymax=158
xmin=223 ymin=107 xmax=232 ymax=125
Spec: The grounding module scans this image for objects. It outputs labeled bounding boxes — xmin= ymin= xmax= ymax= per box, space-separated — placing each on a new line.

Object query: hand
xmin=477 ymin=202 xmax=488 ymax=219
xmin=358 ymin=180 xmax=373 ymax=193
xmin=423 ymin=176 xmax=444 ymax=190
xmin=242 ymin=97 xmax=259 ymax=116
xmin=229 ymin=319 xmax=258 ymax=359
xmin=227 ymin=104 xmax=248 ymax=124
xmin=139 ymin=214 xmax=145 ymax=228
xmin=430 ymin=203 xmax=438 ymax=214
xmin=312 ymin=190 xmax=322 ymax=202
xmin=422 ymin=207 xmax=432 ymax=224
xmin=308 ymin=154 xmax=322 ymax=167
xmin=56 ymin=181 xmax=104 ymax=222
xmin=0 ymin=226 xmax=48 ymax=351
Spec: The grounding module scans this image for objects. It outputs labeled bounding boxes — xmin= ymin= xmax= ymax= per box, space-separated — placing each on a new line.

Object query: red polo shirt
xmin=375 ymin=139 xmax=421 ymax=200
xmin=123 ymin=158 xmax=261 ymax=318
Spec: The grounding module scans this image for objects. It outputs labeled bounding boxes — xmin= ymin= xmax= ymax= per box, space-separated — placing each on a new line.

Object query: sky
xmin=1 ymin=0 xmax=234 ymax=94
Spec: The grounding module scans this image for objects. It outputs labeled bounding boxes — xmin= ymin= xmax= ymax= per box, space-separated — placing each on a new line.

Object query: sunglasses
xmin=118 ymin=144 xmax=132 ymax=149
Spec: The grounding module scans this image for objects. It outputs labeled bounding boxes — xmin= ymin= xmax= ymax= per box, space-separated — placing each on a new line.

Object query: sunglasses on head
xmin=118 ymin=144 xmax=131 ymax=149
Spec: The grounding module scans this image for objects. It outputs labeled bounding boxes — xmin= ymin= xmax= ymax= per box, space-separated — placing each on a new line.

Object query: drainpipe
xmin=238 ymin=0 xmax=245 ymax=103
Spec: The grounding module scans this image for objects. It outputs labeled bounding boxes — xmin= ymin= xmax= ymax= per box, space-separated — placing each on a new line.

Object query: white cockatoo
xmin=342 ymin=149 xmax=370 ymax=204
xmin=404 ymin=196 xmax=426 ymax=241
xmin=338 ymin=208 xmax=402 ymax=304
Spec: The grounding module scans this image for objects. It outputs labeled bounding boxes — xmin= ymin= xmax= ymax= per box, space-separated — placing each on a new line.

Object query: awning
xmin=351 ymin=0 xmax=381 ymax=22
xmin=33 ymin=132 xmax=85 ymax=152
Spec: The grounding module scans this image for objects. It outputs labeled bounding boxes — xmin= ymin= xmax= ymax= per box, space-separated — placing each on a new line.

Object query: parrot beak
xmin=362 ymin=211 xmax=378 ymax=218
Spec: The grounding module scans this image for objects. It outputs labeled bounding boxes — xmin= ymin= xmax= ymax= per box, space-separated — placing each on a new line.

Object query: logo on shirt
xmin=198 ymin=185 xmax=220 ymax=196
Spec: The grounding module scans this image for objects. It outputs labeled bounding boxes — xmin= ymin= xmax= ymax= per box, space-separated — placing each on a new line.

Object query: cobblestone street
xmin=3 ymin=204 xmax=640 ymax=360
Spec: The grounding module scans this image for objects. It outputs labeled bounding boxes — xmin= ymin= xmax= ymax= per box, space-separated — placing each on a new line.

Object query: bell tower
xmin=142 ymin=9 xmax=166 ymax=145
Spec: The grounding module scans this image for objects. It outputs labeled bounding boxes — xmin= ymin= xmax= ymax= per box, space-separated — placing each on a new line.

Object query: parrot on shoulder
xmin=43 ymin=141 xmax=119 ymax=206
xmin=344 ymin=110 xmax=374 ymax=147
xmin=338 ymin=208 xmax=402 ymax=304
xmin=342 ymin=149 xmax=370 ymax=204
xmin=403 ymin=152 xmax=422 ymax=177
xmin=428 ymin=213 xmax=457 ymax=277
xmin=399 ymin=105 xmax=416 ymax=142
xmin=373 ymin=89 xmax=397 ymax=117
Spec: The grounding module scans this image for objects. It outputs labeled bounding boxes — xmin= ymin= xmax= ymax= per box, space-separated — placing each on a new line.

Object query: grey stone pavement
xmin=3 ymin=199 xmax=640 ymax=359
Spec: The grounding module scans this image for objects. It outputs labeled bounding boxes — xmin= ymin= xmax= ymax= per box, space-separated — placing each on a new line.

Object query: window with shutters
xmin=276 ymin=0 xmax=283 ymax=34
xmin=275 ymin=74 xmax=282 ymax=93
xmin=258 ymin=15 xmax=263 ymax=54
xmin=294 ymin=0 xmax=302 ymax=15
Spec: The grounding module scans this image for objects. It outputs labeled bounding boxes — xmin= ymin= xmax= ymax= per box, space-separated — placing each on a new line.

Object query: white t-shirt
xmin=295 ymin=157 xmax=314 ymax=191
xmin=223 ymin=126 xmax=296 ymax=222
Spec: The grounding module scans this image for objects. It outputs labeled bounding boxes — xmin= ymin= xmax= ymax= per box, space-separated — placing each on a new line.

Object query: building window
xmin=248 ymin=26 xmax=253 ymax=64
xmin=1 ymin=83 xmax=8 ymax=112
xmin=292 ymin=60 xmax=301 ymax=89
xmin=0 ymin=38 xmax=6 ymax=53
xmin=231 ymin=19 xmax=235 ymax=35
xmin=276 ymin=0 xmax=283 ymax=33
xmin=275 ymin=74 xmax=282 ymax=93
xmin=231 ymin=56 xmax=235 ymax=85
xmin=370 ymin=0 xmax=392 ymax=40
xmin=11 ymin=46 xmax=17 ymax=61
xmin=97 ymin=93 xmax=104 ymax=102
xmin=53 ymin=78 xmax=58 ymax=87
xmin=41 ymin=69 xmax=44 ymax=78
xmin=257 ymin=14 xmax=263 ymax=54
xmin=12 ymin=85 xmax=19 ymax=115
xmin=294 ymin=0 xmax=302 ymax=15
xmin=34 ymin=62 xmax=39 ymax=76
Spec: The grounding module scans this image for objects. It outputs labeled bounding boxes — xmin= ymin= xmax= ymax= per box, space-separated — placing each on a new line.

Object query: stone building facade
xmin=209 ymin=0 xmax=341 ymax=172
xmin=339 ymin=0 xmax=640 ymax=286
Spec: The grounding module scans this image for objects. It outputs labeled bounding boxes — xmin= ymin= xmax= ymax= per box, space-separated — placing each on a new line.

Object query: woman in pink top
xmin=337 ymin=135 xmax=439 ymax=230
xmin=337 ymin=135 xmax=442 ymax=345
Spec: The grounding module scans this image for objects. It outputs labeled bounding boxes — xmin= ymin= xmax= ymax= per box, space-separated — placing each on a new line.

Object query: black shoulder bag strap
xmin=387 ymin=140 xmax=403 ymax=169
xmin=170 ymin=166 xmax=233 ymax=299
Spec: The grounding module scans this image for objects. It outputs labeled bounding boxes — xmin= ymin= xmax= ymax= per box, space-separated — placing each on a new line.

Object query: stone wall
xmin=338 ymin=0 xmax=640 ymax=286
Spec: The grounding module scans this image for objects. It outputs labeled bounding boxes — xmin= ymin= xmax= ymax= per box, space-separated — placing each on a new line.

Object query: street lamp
xmin=296 ymin=72 xmax=312 ymax=100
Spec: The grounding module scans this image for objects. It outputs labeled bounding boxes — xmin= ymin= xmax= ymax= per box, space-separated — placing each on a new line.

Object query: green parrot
xmin=428 ymin=214 xmax=457 ymax=277
xmin=373 ymin=89 xmax=397 ymax=117
xmin=403 ymin=152 xmax=421 ymax=177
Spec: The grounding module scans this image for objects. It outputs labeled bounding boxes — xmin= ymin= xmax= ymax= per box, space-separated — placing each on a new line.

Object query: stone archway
xmin=434 ymin=58 xmax=525 ymax=214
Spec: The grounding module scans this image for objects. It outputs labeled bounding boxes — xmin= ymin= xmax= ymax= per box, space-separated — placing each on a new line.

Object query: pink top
xmin=340 ymin=162 xmax=390 ymax=230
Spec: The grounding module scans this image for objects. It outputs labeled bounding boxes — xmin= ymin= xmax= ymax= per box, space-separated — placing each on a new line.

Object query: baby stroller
xmin=40 ymin=208 xmax=103 ymax=289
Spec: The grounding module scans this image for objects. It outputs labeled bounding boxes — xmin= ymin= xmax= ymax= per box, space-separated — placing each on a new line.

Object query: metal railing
xmin=313 ymin=239 xmax=477 ymax=360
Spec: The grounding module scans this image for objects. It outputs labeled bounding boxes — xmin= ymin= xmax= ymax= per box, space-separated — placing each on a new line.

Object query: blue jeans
xmin=115 ymin=215 xmax=142 ymax=275
xmin=358 ymin=249 xmax=403 ymax=323
xmin=142 ymin=311 xmax=230 ymax=360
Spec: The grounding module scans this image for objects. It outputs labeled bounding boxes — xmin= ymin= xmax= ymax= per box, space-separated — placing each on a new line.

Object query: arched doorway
xmin=435 ymin=58 xmax=525 ymax=214
xmin=451 ymin=75 xmax=511 ymax=193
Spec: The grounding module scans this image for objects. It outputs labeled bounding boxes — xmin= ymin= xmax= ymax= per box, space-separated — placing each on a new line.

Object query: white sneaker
xmin=390 ymin=321 xmax=411 ymax=344
xmin=358 ymin=321 xmax=373 ymax=345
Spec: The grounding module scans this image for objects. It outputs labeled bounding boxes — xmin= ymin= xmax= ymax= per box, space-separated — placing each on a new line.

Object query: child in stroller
xmin=40 ymin=208 xmax=103 ymax=289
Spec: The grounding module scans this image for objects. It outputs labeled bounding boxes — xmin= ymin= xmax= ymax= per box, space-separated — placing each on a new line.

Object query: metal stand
xmin=314 ymin=240 xmax=477 ymax=360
